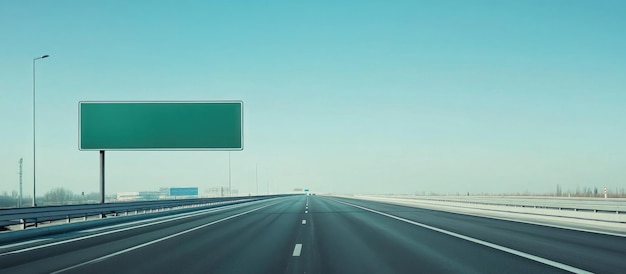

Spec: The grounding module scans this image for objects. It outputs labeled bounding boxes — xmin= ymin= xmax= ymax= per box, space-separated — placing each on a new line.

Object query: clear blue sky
xmin=1 ymin=1 xmax=625 ymax=197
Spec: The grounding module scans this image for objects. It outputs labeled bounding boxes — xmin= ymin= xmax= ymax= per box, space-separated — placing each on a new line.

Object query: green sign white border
xmin=78 ymin=100 xmax=244 ymax=151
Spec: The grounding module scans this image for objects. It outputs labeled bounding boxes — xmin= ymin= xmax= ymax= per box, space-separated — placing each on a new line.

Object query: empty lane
xmin=1 ymin=195 xmax=624 ymax=273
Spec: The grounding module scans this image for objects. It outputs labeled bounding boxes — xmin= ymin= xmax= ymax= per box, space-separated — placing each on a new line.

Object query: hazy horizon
xmin=2 ymin=1 xmax=625 ymax=198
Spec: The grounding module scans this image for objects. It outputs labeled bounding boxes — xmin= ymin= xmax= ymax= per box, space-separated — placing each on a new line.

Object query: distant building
xmin=206 ymin=187 xmax=221 ymax=197
xmin=138 ymin=191 xmax=161 ymax=200
xmin=117 ymin=187 xmax=199 ymax=201
xmin=169 ymin=187 xmax=199 ymax=199
xmin=116 ymin=192 xmax=139 ymax=201
xmin=204 ymin=187 xmax=237 ymax=197
xmin=116 ymin=191 xmax=162 ymax=201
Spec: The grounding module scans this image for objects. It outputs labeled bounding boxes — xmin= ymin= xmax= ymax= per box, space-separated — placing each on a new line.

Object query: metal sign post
xmin=100 ymin=150 xmax=105 ymax=204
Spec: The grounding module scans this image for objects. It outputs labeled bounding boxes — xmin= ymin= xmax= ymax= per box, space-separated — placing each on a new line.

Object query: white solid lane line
xmin=0 ymin=238 xmax=50 ymax=249
xmin=52 ymin=202 xmax=279 ymax=274
xmin=335 ymin=200 xmax=593 ymax=274
xmin=292 ymin=244 xmax=303 ymax=256
xmin=79 ymin=202 xmax=249 ymax=233
xmin=302 ymin=220 xmax=306 ymax=225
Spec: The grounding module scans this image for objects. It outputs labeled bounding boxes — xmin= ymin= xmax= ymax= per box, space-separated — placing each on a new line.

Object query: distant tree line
xmin=410 ymin=185 xmax=626 ymax=198
xmin=555 ymin=184 xmax=626 ymax=198
xmin=42 ymin=188 xmax=102 ymax=206
xmin=0 ymin=190 xmax=30 ymax=208
xmin=0 ymin=188 xmax=102 ymax=208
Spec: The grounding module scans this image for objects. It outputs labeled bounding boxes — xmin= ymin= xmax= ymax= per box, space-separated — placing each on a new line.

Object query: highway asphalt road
xmin=1 ymin=195 xmax=624 ymax=273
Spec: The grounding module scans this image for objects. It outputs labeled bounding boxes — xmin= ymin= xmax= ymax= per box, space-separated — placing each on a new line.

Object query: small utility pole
xmin=18 ymin=158 xmax=23 ymax=207
xmin=255 ymin=164 xmax=259 ymax=195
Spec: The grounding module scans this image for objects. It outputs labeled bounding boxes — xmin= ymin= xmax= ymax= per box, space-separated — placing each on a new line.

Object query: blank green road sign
xmin=79 ymin=101 xmax=243 ymax=150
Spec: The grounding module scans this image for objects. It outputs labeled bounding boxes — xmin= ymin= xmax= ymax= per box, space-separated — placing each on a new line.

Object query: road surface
xmin=1 ymin=195 xmax=624 ymax=273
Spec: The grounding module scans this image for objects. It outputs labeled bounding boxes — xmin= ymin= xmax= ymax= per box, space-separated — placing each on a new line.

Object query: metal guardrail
xmin=0 ymin=195 xmax=291 ymax=230
xmin=350 ymin=195 xmax=626 ymax=224
xmin=377 ymin=195 xmax=626 ymax=215
xmin=423 ymin=198 xmax=626 ymax=215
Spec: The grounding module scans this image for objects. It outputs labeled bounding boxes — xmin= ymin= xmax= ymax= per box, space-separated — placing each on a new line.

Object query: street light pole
xmin=32 ymin=54 xmax=49 ymax=207
xmin=228 ymin=152 xmax=231 ymax=197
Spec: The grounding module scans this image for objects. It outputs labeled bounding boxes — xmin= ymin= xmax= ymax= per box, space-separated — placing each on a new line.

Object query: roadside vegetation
xmin=0 ymin=188 xmax=103 ymax=208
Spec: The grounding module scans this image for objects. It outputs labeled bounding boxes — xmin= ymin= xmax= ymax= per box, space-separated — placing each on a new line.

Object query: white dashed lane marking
xmin=292 ymin=244 xmax=302 ymax=256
